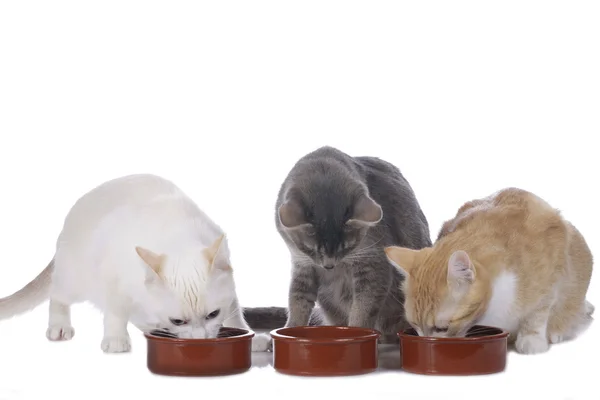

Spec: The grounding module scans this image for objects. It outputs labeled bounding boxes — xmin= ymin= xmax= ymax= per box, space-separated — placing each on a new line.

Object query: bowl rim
xmin=144 ymin=327 xmax=255 ymax=344
xmin=398 ymin=324 xmax=509 ymax=343
xmin=270 ymin=325 xmax=381 ymax=343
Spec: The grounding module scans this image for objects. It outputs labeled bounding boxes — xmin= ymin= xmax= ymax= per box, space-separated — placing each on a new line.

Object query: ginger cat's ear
xmin=384 ymin=246 xmax=420 ymax=276
xmin=447 ymin=250 xmax=475 ymax=287
xmin=204 ymin=234 xmax=232 ymax=272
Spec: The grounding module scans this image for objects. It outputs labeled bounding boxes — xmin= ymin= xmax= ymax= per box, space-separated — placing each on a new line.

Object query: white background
xmin=0 ymin=1 xmax=598 ymax=399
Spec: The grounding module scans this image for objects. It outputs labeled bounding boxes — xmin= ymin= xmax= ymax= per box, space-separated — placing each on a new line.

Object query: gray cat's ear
xmin=204 ymin=234 xmax=232 ymax=272
xmin=348 ymin=194 xmax=383 ymax=226
xmin=278 ymin=199 xmax=309 ymax=229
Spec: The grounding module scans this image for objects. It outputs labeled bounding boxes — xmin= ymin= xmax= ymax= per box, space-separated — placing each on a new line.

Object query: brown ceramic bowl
xmin=144 ymin=327 xmax=254 ymax=376
xmin=398 ymin=325 xmax=509 ymax=375
xmin=270 ymin=326 xmax=380 ymax=376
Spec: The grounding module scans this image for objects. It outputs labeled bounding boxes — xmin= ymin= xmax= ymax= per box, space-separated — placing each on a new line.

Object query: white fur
xmin=479 ymin=271 xmax=555 ymax=354
xmin=452 ymin=269 xmax=555 ymax=355
xmin=0 ymin=174 xmax=270 ymax=353
xmin=515 ymin=334 xmax=550 ymax=354
xmin=433 ymin=269 xmax=519 ymax=338
xmin=477 ymin=270 xmax=519 ymax=335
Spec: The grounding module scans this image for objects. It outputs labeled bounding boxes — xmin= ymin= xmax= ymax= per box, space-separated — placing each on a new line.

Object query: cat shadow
xmin=249 ymin=338 xmax=557 ymax=374
xmin=376 ymin=343 xmax=402 ymax=371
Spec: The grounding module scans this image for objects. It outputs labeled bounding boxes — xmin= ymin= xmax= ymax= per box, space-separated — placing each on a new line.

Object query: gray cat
xmin=246 ymin=146 xmax=431 ymax=342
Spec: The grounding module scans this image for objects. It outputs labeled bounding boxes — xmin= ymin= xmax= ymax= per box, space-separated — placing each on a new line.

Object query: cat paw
xmin=549 ymin=333 xmax=566 ymax=344
xmin=251 ymin=333 xmax=272 ymax=352
xmin=585 ymin=301 xmax=595 ymax=316
xmin=46 ymin=325 xmax=75 ymax=341
xmin=515 ymin=334 xmax=550 ymax=354
xmin=101 ymin=336 xmax=131 ymax=353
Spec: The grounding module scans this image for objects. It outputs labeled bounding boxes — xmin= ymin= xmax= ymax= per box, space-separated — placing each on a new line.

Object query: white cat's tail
xmin=0 ymin=259 xmax=54 ymax=320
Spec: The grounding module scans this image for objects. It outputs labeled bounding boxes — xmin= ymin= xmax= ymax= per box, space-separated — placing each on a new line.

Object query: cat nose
xmin=324 ymin=264 xmax=334 ymax=270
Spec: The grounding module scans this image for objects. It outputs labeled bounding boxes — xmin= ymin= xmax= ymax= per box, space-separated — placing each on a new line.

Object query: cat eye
xmin=169 ymin=318 xmax=188 ymax=326
xmin=206 ymin=309 xmax=221 ymax=320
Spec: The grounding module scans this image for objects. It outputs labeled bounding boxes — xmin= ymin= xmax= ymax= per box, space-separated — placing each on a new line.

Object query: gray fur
xmin=273 ymin=146 xmax=432 ymax=342
xmin=242 ymin=307 xmax=323 ymax=330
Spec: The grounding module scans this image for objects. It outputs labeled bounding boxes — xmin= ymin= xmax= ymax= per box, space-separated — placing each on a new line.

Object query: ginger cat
xmin=384 ymin=188 xmax=594 ymax=355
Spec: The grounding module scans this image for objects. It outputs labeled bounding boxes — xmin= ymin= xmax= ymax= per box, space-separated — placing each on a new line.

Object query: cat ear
xmin=349 ymin=194 xmax=382 ymax=226
xmin=278 ymin=199 xmax=309 ymax=229
xmin=136 ymin=247 xmax=164 ymax=273
xmin=136 ymin=246 xmax=165 ymax=283
xmin=384 ymin=246 xmax=419 ymax=276
xmin=204 ymin=234 xmax=232 ymax=272
xmin=447 ymin=250 xmax=475 ymax=286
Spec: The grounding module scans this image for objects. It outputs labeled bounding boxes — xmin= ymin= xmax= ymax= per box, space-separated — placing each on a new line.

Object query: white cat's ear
xmin=204 ymin=234 xmax=232 ymax=272
xmin=447 ymin=250 xmax=475 ymax=286
xmin=384 ymin=246 xmax=419 ymax=276
xmin=348 ymin=194 xmax=382 ymax=226
xmin=278 ymin=199 xmax=309 ymax=229
xmin=135 ymin=246 xmax=164 ymax=280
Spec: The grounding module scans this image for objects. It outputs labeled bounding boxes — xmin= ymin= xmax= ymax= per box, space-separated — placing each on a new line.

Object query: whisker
xmin=355 ymin=238 xmax=384 ymax=253
xmin=467 ymin=326 xmax=494 ymax=333
xmin=217 ymin=328 xmax=243 ymax=338
xmin=465 ymin=326 xmax=499 ymax=337
xmin=223 ymin=307 xmax=241 ymax=322
xmin=149 ymin=329 xmax=178 ymax=338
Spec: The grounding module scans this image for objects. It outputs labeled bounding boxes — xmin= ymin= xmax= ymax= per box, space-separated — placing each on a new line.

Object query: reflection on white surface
xmin=0 ymin=388 xmax=22 ymax=400
xmin=249 ymin=341 xmax=402 ymax=373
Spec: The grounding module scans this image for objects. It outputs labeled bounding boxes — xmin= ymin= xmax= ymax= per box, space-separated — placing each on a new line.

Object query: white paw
xmin=549 ymin=333 xmax=565 ymax=344
xmin=46 ymin=325 xmax=75 ymax=341
xmin=251 ymin=333 xmax=272 ymax=352
xmin=515 ymin=334 xmax=550 ymax=354
xmin=585 ymin=301 xmax=595 ymax=316
xmin=101 ymin=336 xmax=131 ymax=353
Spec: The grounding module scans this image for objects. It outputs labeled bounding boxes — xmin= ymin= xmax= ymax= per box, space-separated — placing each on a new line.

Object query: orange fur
xmin=385 ymin=187 xmax=594 ymax=355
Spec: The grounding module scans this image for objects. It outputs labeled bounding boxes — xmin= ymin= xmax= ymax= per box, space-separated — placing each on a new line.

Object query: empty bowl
xmin=270 ymin=326 xmax=380 ymax=376
xmin=145 ymin=327 xmax=254 ymax=376
xmin=398 ymin=325 xmax=510 ymax=375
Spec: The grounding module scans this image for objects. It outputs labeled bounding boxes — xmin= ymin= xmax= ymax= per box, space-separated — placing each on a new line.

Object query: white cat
xmin=0 ymin=174 xmax=270 ymax=353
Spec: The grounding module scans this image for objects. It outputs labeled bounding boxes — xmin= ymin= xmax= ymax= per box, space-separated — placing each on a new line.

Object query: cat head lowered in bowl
xmin=277 ymin=186 xmax=383 ymax=270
